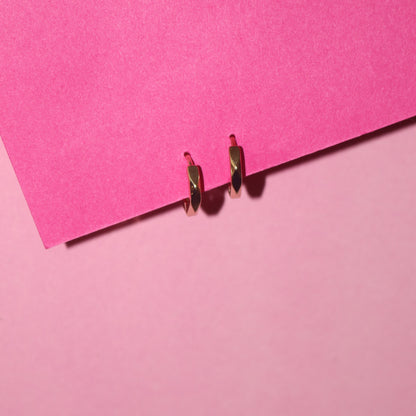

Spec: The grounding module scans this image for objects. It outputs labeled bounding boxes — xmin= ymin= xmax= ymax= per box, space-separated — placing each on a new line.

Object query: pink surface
xmin=1 ymin=1 xmax=416 ymax=247
xmin=1 ymin=119 xmax=416 ymax=415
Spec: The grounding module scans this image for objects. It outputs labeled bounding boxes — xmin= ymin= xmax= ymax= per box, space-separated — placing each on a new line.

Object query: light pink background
xmin=1 ymin=119 xmax=416 ymax=415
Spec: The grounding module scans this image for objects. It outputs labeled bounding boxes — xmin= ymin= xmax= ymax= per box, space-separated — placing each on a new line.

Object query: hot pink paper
xmin=1 ymin=1 xmax=416 ymax=247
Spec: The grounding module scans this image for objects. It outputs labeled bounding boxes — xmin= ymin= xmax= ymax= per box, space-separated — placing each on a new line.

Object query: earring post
xmin=229 ymin=134 xmax=238 ymax=147
xmin=184 ymin=152 xmax=195 ymax=166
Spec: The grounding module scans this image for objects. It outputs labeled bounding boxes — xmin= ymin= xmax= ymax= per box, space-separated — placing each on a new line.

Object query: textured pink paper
xmin=1 ymin=1 xmax=416 ymax=247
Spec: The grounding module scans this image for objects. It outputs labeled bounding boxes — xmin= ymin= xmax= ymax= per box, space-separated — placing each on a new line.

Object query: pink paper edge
xmin=3 ymin=113 xmax=412 ymax=249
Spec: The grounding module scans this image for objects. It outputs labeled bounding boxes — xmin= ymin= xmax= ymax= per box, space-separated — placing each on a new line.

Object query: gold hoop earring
xmin=183 ymin=152 xmax=202 ymax=216
xmin=228 ymin=135 xmax=243 ymax=198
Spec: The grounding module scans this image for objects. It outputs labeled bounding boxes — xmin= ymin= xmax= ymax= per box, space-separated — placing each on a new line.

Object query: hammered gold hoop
xmin=183 ymin=153 xmax=202 ymax=216
xmin=228 ymin=135 xmax=243 ymax=198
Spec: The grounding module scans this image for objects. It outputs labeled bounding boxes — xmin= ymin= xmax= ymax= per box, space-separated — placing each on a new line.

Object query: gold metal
xmin=183 ymin=153 xmax=202 ymax=216
xmin=228 ymin=135 xmax=243 ymax=198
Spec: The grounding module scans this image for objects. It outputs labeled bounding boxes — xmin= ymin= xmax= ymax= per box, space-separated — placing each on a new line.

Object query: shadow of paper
xmin=66 ymin=116 xmax=416 ymax=248
xmin=65 ymin=201 xmax=182 ymax=247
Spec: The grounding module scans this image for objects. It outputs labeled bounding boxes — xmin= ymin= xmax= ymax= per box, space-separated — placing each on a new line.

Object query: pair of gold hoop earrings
xmin=184 ymin=135 xmax=243 ymax=216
